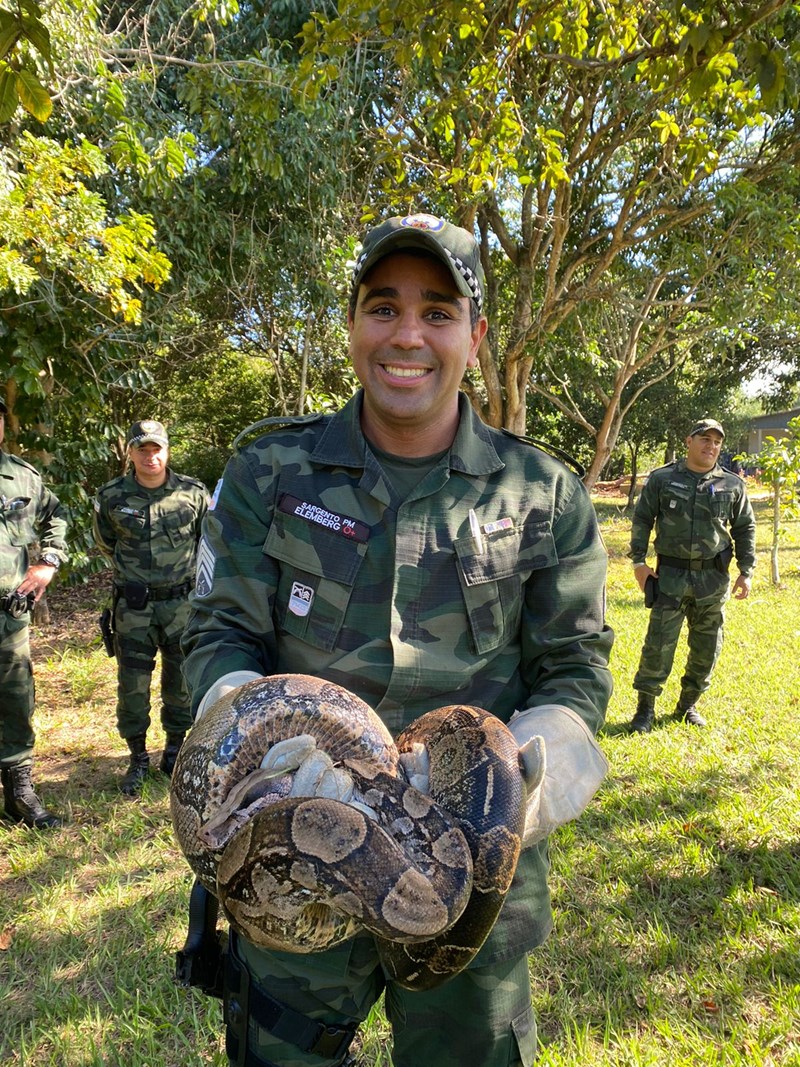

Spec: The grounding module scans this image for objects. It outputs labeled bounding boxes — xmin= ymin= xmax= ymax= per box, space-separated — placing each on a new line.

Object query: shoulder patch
xmin=233 ymin=412 xmax=326 ymax=452
xmin=499 ymin=429 xmax=585 ymax=478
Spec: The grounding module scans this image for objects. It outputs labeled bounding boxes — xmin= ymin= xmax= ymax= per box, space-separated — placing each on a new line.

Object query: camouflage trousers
xmin=0 ymin=612 xmax=36 ymax=767
xmin=633 ymin=579 xmax=727 ymax=701
xmin=113 ymin=596 xmax=193 ymax=739
xmin=230 ymin=932 xmax=537 ymax=1067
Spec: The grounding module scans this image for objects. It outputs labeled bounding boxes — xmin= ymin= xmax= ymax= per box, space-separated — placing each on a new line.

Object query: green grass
xmin=1 ymin=498 xmax=798 ymax=1066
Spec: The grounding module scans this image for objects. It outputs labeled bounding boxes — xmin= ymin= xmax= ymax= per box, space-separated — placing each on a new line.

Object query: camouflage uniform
xmin=182 ymin=390 xmax=613 ymax=1067
xmin=629 ymin=458 xmax=756 ymax=702
xmin=93 ymin=469 xmax=207 ymax=739
xmin=0 ymin=449 xmax=68 ymax=767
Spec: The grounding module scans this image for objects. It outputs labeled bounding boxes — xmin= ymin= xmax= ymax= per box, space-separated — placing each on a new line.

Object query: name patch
xmin=279 ymin=494 xmax=370 ymax=543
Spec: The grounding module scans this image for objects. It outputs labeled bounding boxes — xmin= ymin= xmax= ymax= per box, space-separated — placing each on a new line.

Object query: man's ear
xmin=467 ymin=316 xmax=488 ymax=368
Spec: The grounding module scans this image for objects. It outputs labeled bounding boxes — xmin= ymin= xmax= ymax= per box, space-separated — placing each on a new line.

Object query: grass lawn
xmin=1 ymin=497 xmax=798 ymax=1066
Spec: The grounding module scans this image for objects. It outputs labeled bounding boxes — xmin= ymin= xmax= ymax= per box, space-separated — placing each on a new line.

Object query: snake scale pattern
xmin=170 ymin=673 xmax=525 ymax=990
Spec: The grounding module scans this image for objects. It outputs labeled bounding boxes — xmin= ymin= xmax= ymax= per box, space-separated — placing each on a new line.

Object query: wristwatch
xmin=40 ymin=552 xmax=61 ymax=571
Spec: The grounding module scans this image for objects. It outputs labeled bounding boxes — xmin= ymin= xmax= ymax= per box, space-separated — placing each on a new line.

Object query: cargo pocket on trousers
xmin=511 ymin=1002 xmax=538 ymax=1066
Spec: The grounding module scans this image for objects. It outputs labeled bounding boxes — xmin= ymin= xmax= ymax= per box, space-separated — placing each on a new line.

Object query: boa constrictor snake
xmin=170 ymin=673 xmax=525 ymax=990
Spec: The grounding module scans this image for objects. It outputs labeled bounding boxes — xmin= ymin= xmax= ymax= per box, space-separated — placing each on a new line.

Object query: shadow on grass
xmin=532 ymin=758 xmax=800 ymax=1047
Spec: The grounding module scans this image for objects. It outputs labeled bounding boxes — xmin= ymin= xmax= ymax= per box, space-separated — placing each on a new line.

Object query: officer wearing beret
xmin=93 ymin=421 xmax=208 ymax=794
xmin=181 ymin=213 xmax=613 ymax=1066
xmin=0 ymin=397 xmax=67 ymax=828
xmin=629 ymin=418 xmax=756 ymax=731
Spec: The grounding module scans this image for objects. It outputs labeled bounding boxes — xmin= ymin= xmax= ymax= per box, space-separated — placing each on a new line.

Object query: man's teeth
xmin=384 ymin=365 xmax=428 ymax=378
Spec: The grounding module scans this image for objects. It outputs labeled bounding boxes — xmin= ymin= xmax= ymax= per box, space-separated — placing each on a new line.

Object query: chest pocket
xmin=3 ymin=504 xmax=36 ymax=547
xmin=264 ymin=511 xmax=367 ymax=652
xmin=454 ymin=520 xmax=557 ymax=655
xmin=711 ymin=491 xmax=735 ymax=519
xmin=162 ymin=505 xmax=196 ymax=548
xmin=111 ymin=507 xmax=147 ymax=542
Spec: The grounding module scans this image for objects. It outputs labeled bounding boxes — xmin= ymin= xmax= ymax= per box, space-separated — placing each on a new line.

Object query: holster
xmin=223 ymin=930 xmax=356 ymax=1067
xmin=644 ymin=574 xmax=659 ymax=609
xmin=175 ymin=880 xmax=226 ymax=999
xmin=99 ymin=607 xmax=115 ymax=658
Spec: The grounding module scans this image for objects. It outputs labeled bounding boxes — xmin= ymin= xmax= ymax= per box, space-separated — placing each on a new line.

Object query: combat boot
xmin=676 ymin=698 xmax=706 ymax=727
xmin=160 ymin=732 xmax=185 ymax=776
xmin=1 ymin=764 xmax=63 ymax=828
xmin=630 ymin=692 xmax=656 ymax=733
xmin=120 ymin=734 xmax=150 ymax=795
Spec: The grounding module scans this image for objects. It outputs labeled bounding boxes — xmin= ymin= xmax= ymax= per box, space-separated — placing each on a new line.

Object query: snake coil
xmin=170 ymin=673 xmax=525 ymax=990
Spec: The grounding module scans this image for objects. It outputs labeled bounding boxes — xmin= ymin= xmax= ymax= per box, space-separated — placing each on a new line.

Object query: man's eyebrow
xmin=360 ymin=285 xmax=463 ymax=312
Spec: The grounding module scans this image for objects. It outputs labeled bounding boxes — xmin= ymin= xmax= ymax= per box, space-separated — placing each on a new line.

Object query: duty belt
xmin=657 ymin=554 xmax=718 ymax=572
xmin=116 ymin=581 xmax=194 ymax=600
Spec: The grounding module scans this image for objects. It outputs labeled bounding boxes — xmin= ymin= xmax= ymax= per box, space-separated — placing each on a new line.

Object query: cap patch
xmin=399 ymin=213 xmax=446 ymax=232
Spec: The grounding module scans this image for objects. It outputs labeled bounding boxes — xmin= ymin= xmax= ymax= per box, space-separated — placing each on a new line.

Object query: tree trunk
xmin=627 ymin=446 xmax=639 ymax=509
xmin=770 ymin=484 xmax=780 ymax=585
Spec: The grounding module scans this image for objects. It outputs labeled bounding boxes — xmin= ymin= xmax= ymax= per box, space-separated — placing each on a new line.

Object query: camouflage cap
xmin=127 ymin=419 xmax=169 ymax=448
xmin=351 ymin=213 xmax=486 ymax=312
xmin=689 ymin=418 xmax=725 ymax=439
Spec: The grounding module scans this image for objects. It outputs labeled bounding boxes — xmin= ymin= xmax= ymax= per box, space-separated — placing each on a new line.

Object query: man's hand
xmin=732 ymin=574 xmax=751 ymax=600
xmin=16 ymin=563 xmax=58 ymax=603
xmin=508 ymin=704 xmax=608 ymax=847
xmin=633 ymin=563 xmax=656 ymax=593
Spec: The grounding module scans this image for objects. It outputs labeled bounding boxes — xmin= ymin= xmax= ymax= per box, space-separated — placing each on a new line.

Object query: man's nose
xmin=391 ymin=312 xmax=425 ymax=349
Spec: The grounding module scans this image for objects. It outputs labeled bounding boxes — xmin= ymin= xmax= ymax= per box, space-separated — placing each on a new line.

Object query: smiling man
xmin=628 ymin=418 xmax=756 ymax=732
xmin=93 ymin=421 xmax=207 ymax=793
xmin=181 ymin=213 xmax=613 ymax=1067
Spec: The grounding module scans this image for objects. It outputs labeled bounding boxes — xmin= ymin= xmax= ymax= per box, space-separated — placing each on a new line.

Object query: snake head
xmin=197 ymin=767 xmax=293 ymax=851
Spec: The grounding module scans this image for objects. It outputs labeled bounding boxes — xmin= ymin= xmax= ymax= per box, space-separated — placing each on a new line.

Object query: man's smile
xmin=380 ymin=364 xmax=430 ymax=379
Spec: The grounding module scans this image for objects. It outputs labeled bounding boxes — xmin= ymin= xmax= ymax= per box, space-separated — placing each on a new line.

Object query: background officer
xmin=0 ymin=396 xmax=67 ymax=828
xmin=93 ymin=420 xmax=207 ymax=794
xmin=181 ymin=213 xmax=613 ymax=1067
xmin=629 ymin=418 xmax=756 ymax=731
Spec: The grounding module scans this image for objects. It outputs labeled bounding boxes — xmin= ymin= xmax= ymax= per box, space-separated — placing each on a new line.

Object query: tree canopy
xmin=2 ymin=0 xmax=799 ymax=531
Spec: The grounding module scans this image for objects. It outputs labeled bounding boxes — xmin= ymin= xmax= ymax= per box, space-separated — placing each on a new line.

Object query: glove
xmin=508 ymin=704 xmax=608 ymax=847
xmin=398 ymin=743 xmax=431 ymax=793
xmin=195 ymin=670 xmax=262 ymax=720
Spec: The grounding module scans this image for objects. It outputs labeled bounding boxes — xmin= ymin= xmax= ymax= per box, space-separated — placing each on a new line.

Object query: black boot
xmin=676 ymin=698 xmax=706 ymax=727
xmin=630 ymin=692 xmax=655 ymax=733
xmin=120 ymin=734 xmax=150 ymax=795
xmin=1 ymin=764 xmax=63 ymax=828
xmin=160 ymin=732 xmax=185 ymax=776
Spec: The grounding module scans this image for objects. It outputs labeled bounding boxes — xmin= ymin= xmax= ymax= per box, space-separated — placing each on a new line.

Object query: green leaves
xmin=16 ymin=66 xmax=50 ymax=120
xmin=0 ymin=133 xmax=171 ymax=318
xmin=0 ymin=2 xmax=52 ymax=122
xmin=0 ymin=62 xmax=17 ymax=121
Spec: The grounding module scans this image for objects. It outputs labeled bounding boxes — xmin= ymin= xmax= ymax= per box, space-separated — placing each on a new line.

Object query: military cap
xmin=688 ymin=418 xmax=725 ymax=439
xmin=351 ymin=213 xmax=485 ymax=312
xmin=0 ymin=397 xmax=7 ymax=414
xmin=127 ymin=419 xmax=169 ymax=448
